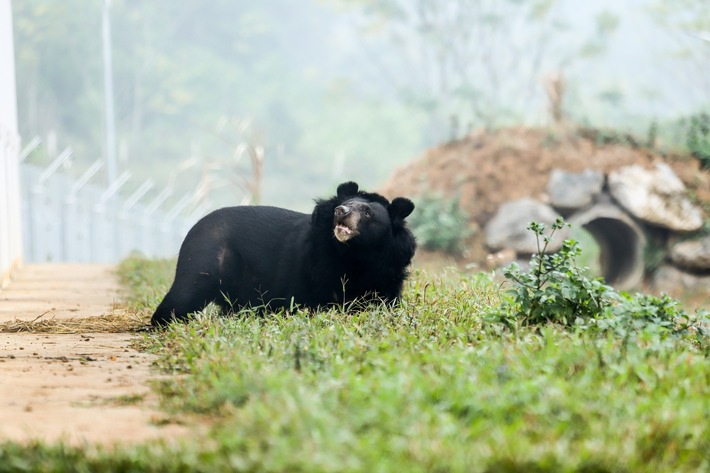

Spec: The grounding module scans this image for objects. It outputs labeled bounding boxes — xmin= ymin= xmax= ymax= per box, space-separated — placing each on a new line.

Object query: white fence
xmin=20 ymin=159 xmax=200 ymax=263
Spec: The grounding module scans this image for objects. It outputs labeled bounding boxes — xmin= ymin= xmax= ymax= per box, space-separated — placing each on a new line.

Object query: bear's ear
xmin=389 ymin=197 xmax=415 ymax=220
xmin=337 ymin=181 xmax=359 ymax=198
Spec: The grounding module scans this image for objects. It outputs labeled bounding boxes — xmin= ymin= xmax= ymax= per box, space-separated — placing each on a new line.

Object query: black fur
xmin=151 ymin=181 xmax=416 ymax=326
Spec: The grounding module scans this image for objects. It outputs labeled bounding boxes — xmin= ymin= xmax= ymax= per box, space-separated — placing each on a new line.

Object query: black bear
xmin=151 ymin=181 xmax=416 ymax=326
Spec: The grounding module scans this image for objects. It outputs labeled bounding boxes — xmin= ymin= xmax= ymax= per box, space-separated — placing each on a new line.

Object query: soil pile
xmin=381 ymin=127 xmax=710 ymax=265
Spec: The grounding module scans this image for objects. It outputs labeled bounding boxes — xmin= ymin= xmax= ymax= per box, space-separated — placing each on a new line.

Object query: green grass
xmin=1 ymin=257 xmax=708 ymax=472
xmin=115 ymin=252 xmax=176 ymax=314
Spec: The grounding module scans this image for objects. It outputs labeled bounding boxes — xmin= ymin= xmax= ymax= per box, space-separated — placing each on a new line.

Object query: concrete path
xmin=0 ymin=264 xmax=190 ymax=445
xmin=0 ymin=264 xmax=120 ymax=323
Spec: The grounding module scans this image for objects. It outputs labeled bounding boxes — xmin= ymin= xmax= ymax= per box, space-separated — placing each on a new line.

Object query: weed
xmin=408 ymin=193 xmax=471 ymax=254
xmin=116 ymin=253 xmax=175 ymax=313
xmin=643 ymin=238 xmax=667 ymax=275
xmin=498 ymin=218 xmax=615 ymax=326
xmin=578 ymin=127 xmax=641 ymax=148
xmin=494 ymin=218 xmax=709 ymax=344
xmin=109 ymin=393 xmax=146 ymax=406
xmin=541 ymin=130 xmax=561 ymax=148
xmin=686 ymin=112 xmax=710 ymax=169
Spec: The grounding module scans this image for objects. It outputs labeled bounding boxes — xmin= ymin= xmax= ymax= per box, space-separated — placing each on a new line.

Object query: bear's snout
xmin=334 ymin=205 xmax=351 ymax=218
xmin=333 ymin=204 xmax=361 ymax=243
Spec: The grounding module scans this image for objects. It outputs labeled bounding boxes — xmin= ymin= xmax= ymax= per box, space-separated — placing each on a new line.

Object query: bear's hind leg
xmin=151 ymin=274 xmax=220 ymax=326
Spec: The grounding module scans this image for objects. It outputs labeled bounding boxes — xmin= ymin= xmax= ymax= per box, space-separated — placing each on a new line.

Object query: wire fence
xmin=20 ymin=156 xmax=199 ymax=263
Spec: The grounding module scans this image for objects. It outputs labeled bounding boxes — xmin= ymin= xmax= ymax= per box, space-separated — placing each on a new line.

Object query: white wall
xmin=0 ymin=0 xmax=22 ymax=286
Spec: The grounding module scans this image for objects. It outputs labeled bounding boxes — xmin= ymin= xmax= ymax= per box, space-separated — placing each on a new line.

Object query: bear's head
xmin=323 ymin=181 xmax=415 ymax=247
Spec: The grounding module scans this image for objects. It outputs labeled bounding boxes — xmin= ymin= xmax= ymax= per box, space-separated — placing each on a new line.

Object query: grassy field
xmin=1 ymin=250 xmax=708 ymax=472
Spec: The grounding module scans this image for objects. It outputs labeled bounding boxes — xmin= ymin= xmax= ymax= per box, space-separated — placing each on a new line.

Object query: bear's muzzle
xmin=334 ymin=204 xmax=360 ymax=242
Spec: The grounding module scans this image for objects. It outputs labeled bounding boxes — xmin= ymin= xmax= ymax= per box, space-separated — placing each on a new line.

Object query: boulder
xmin=608 ymin=163 xmax=703 ymax=231
xmin=670 ymin=236 xmax=710 ymax=272
xmin=547 ymin=168 xmax=604 ymax=212
xmin=652 ymin=264 xmax=710 ymax=295
xmin=484 ymin=198 xmax=569 ymax=253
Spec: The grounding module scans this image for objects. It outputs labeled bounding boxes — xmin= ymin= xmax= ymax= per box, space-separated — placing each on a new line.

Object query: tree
xmin=13 ymin=0 xmax=427 ymax=209
xmin=329 ymin=0 xmax=619 ymax=139
xmin=13 ymin=1 xmax=103 ymax=159
xmin=650 ymin=0 xmax=710 ymax=106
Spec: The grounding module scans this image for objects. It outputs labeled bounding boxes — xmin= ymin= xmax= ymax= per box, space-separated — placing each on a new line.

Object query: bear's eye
xmin=364 ymin=209 xmax=371 ymax=218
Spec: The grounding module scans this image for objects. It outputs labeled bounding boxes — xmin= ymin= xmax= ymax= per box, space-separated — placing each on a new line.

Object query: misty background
xmin=12 ymin=0 xmax=710 ymax=211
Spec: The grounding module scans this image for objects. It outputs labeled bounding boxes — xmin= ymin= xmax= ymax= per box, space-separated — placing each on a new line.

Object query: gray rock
xmin=547 ymin=168 xmax=604 ymax=211
xmin=670 ymin=236 xmax=710 ymax=271
xmin=484 ymin=198 xmax=569 ymax=253
xmin=608 ymin=163 xmax=703 ymax=231
xmin=652 ymin=264 xmax=710 ymax=294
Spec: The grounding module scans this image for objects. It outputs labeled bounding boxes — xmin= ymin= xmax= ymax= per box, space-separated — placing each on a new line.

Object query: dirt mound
xmin=381 ymin=127 xmax=710 ymax=265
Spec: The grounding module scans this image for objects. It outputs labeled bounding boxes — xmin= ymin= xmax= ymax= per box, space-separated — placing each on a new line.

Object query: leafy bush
xmin=407 ymin=193 xmax=471 ymax=254
xmin=686 ymin=112 xmax=710 ymax=169
xmin=499 ymin=219 xmax=616 ymax=326
xmin=495 ymin=218 xmax=709 ymax=342
xmin=642 ymin=238 xmax=668 ymax=274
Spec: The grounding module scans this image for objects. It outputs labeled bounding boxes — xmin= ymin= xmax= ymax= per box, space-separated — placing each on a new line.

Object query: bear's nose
xmin=334 ymin=205 xmax=350 ymax=217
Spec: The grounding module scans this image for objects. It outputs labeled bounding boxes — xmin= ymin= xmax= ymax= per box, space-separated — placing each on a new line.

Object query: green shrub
xmin=686 ymin=112 xmax=710 ymax=169
xmin=643 ymin=238 xmax=667 ymax=274
xmin=408 ymin=193 xmax=471 ymax=254
xmin=495 ymin=218 xmax=709 ymax=342
xmin=499 ymin=219 xmax=616 ymax=326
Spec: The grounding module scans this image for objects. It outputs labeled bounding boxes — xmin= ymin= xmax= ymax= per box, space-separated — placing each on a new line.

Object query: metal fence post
xmin=64 ymin=160 xmax=103 ymax=261
xmin=28 ymin=147 xmax=72 ymax=262
xmin=91 ymin=170 xmax=130 ymax=262
xmin=142 ymin=187 xmax=172 ymax=258
xmin=119 ymin=178 xmax=153 ymax=258
xmin=161 ymin=194 xmax=192 ymax=258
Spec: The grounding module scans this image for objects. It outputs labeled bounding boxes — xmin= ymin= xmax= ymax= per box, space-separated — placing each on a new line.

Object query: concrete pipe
xmin=569 ymin=204 xmax=646 ymax=290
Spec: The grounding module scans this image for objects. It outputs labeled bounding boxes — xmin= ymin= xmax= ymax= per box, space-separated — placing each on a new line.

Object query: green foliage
xmin=500 ymin=219 xmax=616 ymax=326
xmin=651 ymin=0 xmax=710 ymax=34
xmin=115 ymin=253 xmax=176 ymax=313
xmin=686 ymin=113 xmax=710 ymax=169
xmin=335 ymin=0 xmax=622 ymax=132
xmin=612 ymin=292 xmax=692 ymax=325
xmin=577 ymin=127 xmax=641 ymax=148
xmin=541 ymin=129 xmax=561 ymax=148
xmin=12 ymin=0 xmax=427 ymax=207
xmin=643 ymin=238 xmax=668 ymax=274
xmin=646 ymin=119 xmax=658 ymax=148
xmin=496 ymin=219 xmax=709 ymax=346
xmin=407 ymin=194 xmax=471 ymax=254
xmin=2 ymin=255 xmax=708 ymax=471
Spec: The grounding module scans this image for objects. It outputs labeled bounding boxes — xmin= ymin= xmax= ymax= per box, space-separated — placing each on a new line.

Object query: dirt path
xmin=0 ymin=264 xmax=189 ymax=445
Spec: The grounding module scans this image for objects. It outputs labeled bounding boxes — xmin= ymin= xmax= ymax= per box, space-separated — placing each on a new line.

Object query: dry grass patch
xmin=0 ymin=306 xmax=150 ymax=334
